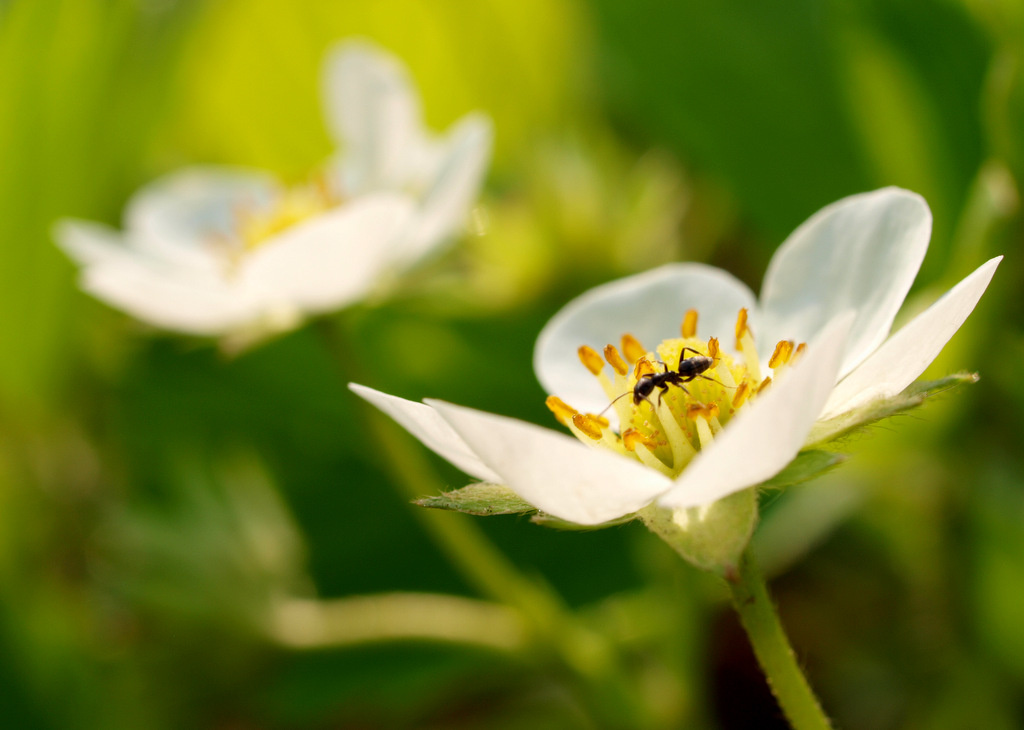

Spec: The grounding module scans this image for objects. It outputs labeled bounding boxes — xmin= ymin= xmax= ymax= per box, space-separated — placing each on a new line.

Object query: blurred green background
xmin=1 ymin=0 xmax=1023 ymax=727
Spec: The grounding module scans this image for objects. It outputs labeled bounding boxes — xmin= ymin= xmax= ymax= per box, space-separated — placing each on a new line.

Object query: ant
xmin=600 ymin=347 xmax=720 ymax=415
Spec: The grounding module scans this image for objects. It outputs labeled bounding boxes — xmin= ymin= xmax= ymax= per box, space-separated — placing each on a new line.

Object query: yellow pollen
xmin=620 ymin=333 xmax=646 ymax=363
xmin=622 ymin=428 xmax=657 ymax=452
xmin=769 ymin=340 xmax=795 ymax=369
xmin=545 ymin=395 xmax=578 ymax=426
xmin=758 ymin=376 xmax=773 ymax=394
xmin=572 ymin=413 xmax=604 ymax=440
xmin=734 ymin=308 xmax=750 ymax=348
xmin=708 ymin=337 xmax=720 ymax=360
xmin=634 ymin=357 xmax=656 ymax=379
xmin=603 ymin=344 xmax=629 ymax=376
xmin=682 ymin=309 xmax=699 ymax=338
xmin=732 ymin=381 xmax=751 ymax=409
xmin=578 ymin=345 xmax=605 ymax=376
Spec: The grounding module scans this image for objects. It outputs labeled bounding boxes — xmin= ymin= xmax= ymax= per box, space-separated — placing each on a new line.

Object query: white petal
xmin=322 ymin=40 xmax=423 ymax=193
xmin=659 ymin=312 xmax=854 ymax=510
xmin=125 ymin=166 xmax=279 ymax=269
xmin=428 ymin=400 xmax=672 ymax=525
xmin=80 ymin=257 xmax=257 ymax=335
xmin=534 ymin=263 xmax=757 ymax=417
xmin=241 ymin=193 xmax=416 ymax=313
xmin=821 ymin=256 xmax=1002 ymax=417
xmin=54 ymin=219 xmax=129 ymax=267
xmin=759 ymin=188 xmax=931 ymax=378
xmin=391 ymin=113 xmax=493 ymax=268
xmin=348 ymin=384 xmax=502 ymax=484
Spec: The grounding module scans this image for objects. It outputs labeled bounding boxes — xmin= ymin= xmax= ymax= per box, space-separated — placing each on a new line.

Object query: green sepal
xmin=805 ymin=372 xmax=979 ymax=448
xmin=415 ymin=483 xmax=536 ymax=516
xmin=760 ymin=450 xmax=846 ymax=491
xmin=530 ymin=512 xmax=637 ymax=531
xmin=639 ymin=487 xmax=759 ymax=576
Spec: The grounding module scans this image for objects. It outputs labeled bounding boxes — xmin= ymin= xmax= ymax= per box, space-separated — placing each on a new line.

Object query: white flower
xmin=352 ymin=188 xmax=1000 ymax=526
xmin=55 ymin=40 xmax=492 ymax=337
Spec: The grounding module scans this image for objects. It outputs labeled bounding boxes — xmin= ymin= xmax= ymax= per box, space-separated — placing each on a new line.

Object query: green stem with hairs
xmin=726 ymin=550 xmax=833 ymax=730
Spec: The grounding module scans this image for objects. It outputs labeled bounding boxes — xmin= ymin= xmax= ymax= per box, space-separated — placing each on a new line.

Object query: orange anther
xmin=545 ymin=396 xmax=578 ymax=425
xmin=572 ymin=413 xmax=603 ymax=440
xmin=735 ymin=308 xmax=750 ymax=348
xmin=634 ymin=357 xmax=656 ymax=379
xmin=578 ymin=345 xmax=604 ymax=376
xmin=622 ymin=428 xmax=657 ymax=452
xmin=769 ymin=340 xmax=795 ymax=369
xmin=732 ymin=381 xmax=750 ymax=409
xmin=620 ymin=333 xmax=647 ymax=363
xmin=682 ymin=309 xmax=699 ymax=338
xmin=603 ymin=344 xmax=629 ymax=376
xmin=707 ymin=337 xmax=720 ymax=359
xmin=757 ymin=376 xmax=773 ymax=394
xmin=686 ymin=403 xmax=720 ymax=420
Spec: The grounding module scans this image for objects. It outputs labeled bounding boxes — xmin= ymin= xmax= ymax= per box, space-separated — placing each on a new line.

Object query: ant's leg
xmin=680 ymin=346 xmax=703 ymax=358
xmin=698 ymin=373 xmax=734 ymax=389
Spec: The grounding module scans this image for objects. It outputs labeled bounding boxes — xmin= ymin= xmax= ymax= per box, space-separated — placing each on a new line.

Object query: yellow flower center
xmin=236 ymin=174 xmax=338 ymax=251
xmin=547 ymin=308 xmax=805 ymax=478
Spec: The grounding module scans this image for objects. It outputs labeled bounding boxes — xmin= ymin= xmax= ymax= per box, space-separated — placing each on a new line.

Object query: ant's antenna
xmin=597 ymin=390 xmax=633 ymax=418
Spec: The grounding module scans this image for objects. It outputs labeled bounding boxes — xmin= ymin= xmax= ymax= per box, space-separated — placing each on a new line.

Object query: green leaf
xmin=806 ymin=372 xmax=979 ymax=447
xmin=415 ymin=483 xmax=536 ymax=517
xmin=760 ymin=450 xmax=847 ymax=491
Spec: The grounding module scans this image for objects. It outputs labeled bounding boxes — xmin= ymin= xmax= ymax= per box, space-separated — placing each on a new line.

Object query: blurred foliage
xmin=0 ymin=0 xmax=1023 ymax=728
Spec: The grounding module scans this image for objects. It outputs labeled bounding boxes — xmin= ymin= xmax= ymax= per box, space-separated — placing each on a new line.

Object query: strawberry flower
xmin=352 ymin=189 xmax=1000 ymax=549
xmin=55 ymin=40 xmax=491 ymax=339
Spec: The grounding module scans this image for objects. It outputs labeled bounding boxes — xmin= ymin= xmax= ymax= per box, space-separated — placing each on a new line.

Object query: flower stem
xmin=726 ymin=550 xmax=833 ymax=730
xmin=270 ymin=592 xmax=529 ymax=653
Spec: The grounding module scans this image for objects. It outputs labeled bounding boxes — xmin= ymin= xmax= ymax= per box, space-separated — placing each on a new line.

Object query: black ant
xmin=600 ymin=347 xmax=721 ymax=415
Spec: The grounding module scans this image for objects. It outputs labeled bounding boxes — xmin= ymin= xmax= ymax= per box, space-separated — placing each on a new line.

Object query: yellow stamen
xmin=572 ymin=413 xmax=604 ymax=440
xmin=792 ymin=342 xmax=807 ymax=364
xmin=587 ymin=413 xmax=610 ymax=428
xmin=603 ymin=344 xmax=629 ymax=376
xmin=625 ymin=429 xmax=674 ymax=475
xmin=620 ymin=333 xmax=646 ymax=363
xmin=578 ymin=345 xmax=604 ymax=376
xmin=682 ymin=309 xmax=699 ymax=338
xmin=634 ymin=357 xmax=656 ymax=379
xmin=545 ymin=395 xmax=578 ymax=426
xmin=707 ymin=337 xmax=720 ymax=360
xmin=758 ymin=376 xmax=772 ymax=394
xmin=769 ymin=340 xmax=795 ymax=369
xmin=693 ymin=412 xmax=716 ymax=449
xmin=622 ymin=428 xmax=657 ymax=452
xmin=686 ymin=403 xmax=720 ymax=420
xmin=655 ymin=397 xmax=696 ymax=468
xmin=732 ymin=381 xmax=750 ymax=409
xmin=735 ymin=308 xmax=762 ymax=383
xmin=734 ymin=308 xmax=749 ymax=349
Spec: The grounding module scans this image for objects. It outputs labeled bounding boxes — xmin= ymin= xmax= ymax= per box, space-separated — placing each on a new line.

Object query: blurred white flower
xmin=56 ymin=40 xmax=492 ymax=337
xmin=353 ymin=188 xmax=1000 ymax=526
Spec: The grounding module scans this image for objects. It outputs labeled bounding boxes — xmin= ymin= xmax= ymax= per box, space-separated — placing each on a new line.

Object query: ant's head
xmin=632 ymin=374 xmax=657 ymax=405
